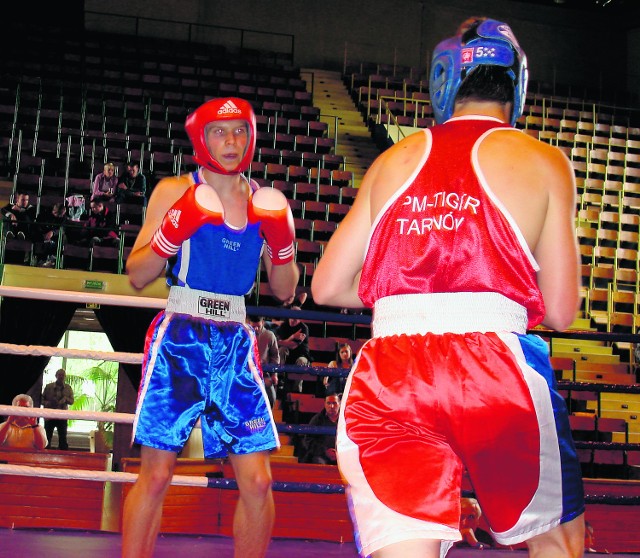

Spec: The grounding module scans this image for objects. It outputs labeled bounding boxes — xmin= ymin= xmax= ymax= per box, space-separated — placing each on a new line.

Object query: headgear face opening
xmin=429 ymin=18 xmax=528 ymax=126
xmin=185 ymin=97 xmax=257 ymax=175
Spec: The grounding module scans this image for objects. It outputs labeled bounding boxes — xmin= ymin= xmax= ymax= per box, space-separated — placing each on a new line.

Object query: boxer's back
xmin=367 ymin=123 xmax=567 ymax=260
xmin=358 ymin=117 xmax=545 ymax=326
xmin=312 ymin=104 xmax=578 ymax=331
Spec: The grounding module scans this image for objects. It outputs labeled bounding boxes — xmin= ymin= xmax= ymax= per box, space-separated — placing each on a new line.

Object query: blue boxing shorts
xmin=337 ymin=293 xmax=584 ymax=557
xmin=132 ymin=286 xmax=279 ymax=458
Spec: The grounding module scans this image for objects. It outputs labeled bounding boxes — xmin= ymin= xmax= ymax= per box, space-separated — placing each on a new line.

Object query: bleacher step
xmin=553 ymin=351 xmax=621 ymax=364
xmin=303 ymin=68 xmax=378 ymax=188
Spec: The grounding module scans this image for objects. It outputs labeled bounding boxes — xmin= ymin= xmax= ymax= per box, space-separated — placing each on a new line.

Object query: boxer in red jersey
xmin=312 ymin=17 xmax=584 ymax=558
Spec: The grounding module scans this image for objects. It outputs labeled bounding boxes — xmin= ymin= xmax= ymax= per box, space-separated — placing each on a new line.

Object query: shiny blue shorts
xmin=133 ymin=310 xmax=279 ymax=458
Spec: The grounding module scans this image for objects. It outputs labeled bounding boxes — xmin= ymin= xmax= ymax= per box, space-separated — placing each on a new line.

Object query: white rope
xmin=0 ymin=284 xmax=347 ymax=495
xmin=0 ymin=342 xmax=143 ymax=364
xmin=0 ymin=463 xmax=209 ymax=487
xmin=0 ymin=464 xmax=344 ymax=494
xmin=0 ymin=405 xmax=134 ymax=424
xmin=0 ymin=285 xmax=167 ymax=309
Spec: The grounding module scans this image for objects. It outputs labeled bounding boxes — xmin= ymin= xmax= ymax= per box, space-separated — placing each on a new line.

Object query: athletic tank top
xmin=166 ymin=170 xmax=264 ymax=295
xmin=358 ymin=116 xmax=545 ymax=328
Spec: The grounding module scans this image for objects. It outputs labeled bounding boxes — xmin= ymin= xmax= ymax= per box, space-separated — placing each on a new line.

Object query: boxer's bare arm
xmin=311 ymin=147 xmax=389 ymax=308
xmin=312 ymin=132 xmax=427 ymax=308
xmin=531 ymin=146 xmax=580 ymax=330
xmin=311 ymin=184 xmax=368 ymax=307
xmin=126 ymin=175 xmax=191 ymax=289
xmin=262 ymin=253 xmax=299 ymax=303
xmin=480 ymin=131 xmax=580 ymax=331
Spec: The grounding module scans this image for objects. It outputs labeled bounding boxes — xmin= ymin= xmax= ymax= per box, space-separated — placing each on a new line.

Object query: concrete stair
xmin=302 ymin=68 xmax=381 ymax=188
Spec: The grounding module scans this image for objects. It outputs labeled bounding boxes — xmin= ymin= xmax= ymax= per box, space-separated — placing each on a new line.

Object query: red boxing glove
xmin=248 ymin=187 xmax=295 ymax=265
xmin=150 ymin=184 xmax=224 ymax=258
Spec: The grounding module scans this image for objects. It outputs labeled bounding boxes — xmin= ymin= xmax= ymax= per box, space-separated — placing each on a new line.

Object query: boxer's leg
xmin=122 ymin=447 xmax=178 ymax=558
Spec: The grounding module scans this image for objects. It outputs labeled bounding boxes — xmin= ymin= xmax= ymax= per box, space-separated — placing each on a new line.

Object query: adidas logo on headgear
xmin=218 ymin=100 xmax=242 ymax=115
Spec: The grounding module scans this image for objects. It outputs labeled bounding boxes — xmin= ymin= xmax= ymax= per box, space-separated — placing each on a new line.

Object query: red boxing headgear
xmin=185 ymin=97 xmax=257 ymax=175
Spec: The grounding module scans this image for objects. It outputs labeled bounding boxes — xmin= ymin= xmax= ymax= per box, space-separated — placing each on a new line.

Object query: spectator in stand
xmin=584 ymin=521 xmax=607 ymax=554
xmin=34 ymin=202 xmax=68 ymax=267
xmin=1 ymin=190 xmax=36 ymax=240
xmin=76 ymin=196 xmax=119 ymax=247
xmin=0 ymin=393 xmax=48 ymax=450
xmin=276 ymin=305 xmax=311 ymax=393
xmin=42 ymin=368 xmax=74 ymax=450
xmin=323 ymin=342 xmax=353 ymax=396
xmin=91 ymin=162 xmax=118 ymax=203
xmin=455 ymin=497 xmax=494 ymax=550
xmin=116 ymin=162 xmax=147 ymax=204
xmin=282 ymin=290 xmax=307 ymax=310
xmin=300 ymin=393 xmax=340 ymax=465
xmin=267 ymin=291 xmax=308 ymax=332
xmin=248 ymin=315 xmax=280 ymax=408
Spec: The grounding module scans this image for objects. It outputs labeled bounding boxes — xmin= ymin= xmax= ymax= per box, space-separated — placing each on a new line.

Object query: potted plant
xmin=69 ymin=361 xmax=118 ymax=452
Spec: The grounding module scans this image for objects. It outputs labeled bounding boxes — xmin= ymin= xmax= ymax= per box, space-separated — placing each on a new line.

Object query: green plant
xmin=68 ymin=361 xmax=118 ymax=445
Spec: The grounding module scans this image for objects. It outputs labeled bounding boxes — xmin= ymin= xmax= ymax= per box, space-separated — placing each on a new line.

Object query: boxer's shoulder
xmin=366 ymin=130 xmax=429 ymax=212
xmin=153 ymin=174 xmax=194 ymax=201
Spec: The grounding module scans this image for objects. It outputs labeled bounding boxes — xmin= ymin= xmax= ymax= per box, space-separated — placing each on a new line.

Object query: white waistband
xmin=166 ymin=286 xmax=246 ymax=323
xmin=372 ymin=293 xmax=528 ymax=337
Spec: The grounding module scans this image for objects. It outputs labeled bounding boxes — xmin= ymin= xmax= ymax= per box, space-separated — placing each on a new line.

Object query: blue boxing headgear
xmin=429 ymin=18 xmax=528 ymax=126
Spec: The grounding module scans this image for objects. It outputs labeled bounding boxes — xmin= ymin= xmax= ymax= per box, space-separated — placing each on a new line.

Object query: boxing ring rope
xmin=1 ymin=401 xmax=636 ymax=500
xmin=0 ymin=463 xmax=346 ymax=494
xmin=0 ymin=404 xmax=336 ymax=436
xmin=0 ymin=284 xmax=371 ymax=323
xmin=0 ymin=285 xmax=166 ymax=309
xmin=2 ymin=403 xmax=637 ymax=453
xmin=2 ymin=387 xmax=640 ymax=501
xmin=0 ymin=403 xmax=344 ymax=495
xmin=0 ymin=342 xmax=345 ymax=377
xmin=0 ymin=279 xmax=353 ymax=495
xmin=0 ymin=342 xmax=143 ymax=364
xmin=2 ymin=285 xmax=640 ymax=502
xmin=1 ymin=458 xmax=637 ymax=503
xmin=0 ymin=405 xmax=133 ymax=424
xmin=4 ymin=283 xmax=635 ymax=344
xmin=3 ymin=401 xmax=636 ymax=451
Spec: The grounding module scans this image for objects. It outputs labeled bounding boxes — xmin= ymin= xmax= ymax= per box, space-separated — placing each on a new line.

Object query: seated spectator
xmin=0 ymin=393 xmax=48 ymax=450
xmin=455 ymin=497 xmax=494 ymax=550
xmin=269 ymin=291 xmax=308 ymax=331
xmin=71 ymin=196 xmax=119 ymax=247
xmin=276 ymin=305 xmax=311 ymax=393
xmin=323 ymin=342 xmax=353 ymax=396
xmin=116 ymin=162 xmax=147 ymax=204
xmin=1 ymin=191 xmax=36 ymax=240
xmin=300 ymin=393 xmax=340 ymax=465
xmin=91 ymin=162 xmax=118 ymax=203
xmin=585 ymin=520 xmax=606 ymax=553
xmin=34 ymin=202 xmax=68 ymax=267
xmin=282 ymin=290 xmax=308 ymax=310
xmin=248 ymin=315 xmax=280 ymax=408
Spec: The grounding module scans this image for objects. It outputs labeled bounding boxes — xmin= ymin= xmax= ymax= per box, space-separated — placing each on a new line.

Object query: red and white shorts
xmin=337 ymin=293 xmax=584 ymax=557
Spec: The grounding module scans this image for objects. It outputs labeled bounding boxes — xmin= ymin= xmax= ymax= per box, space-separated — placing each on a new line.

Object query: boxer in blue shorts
xmin=313 ymin=17 xmax=585 ymax=558
xmin=122 ymin=97 xmax=299 ymax=558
